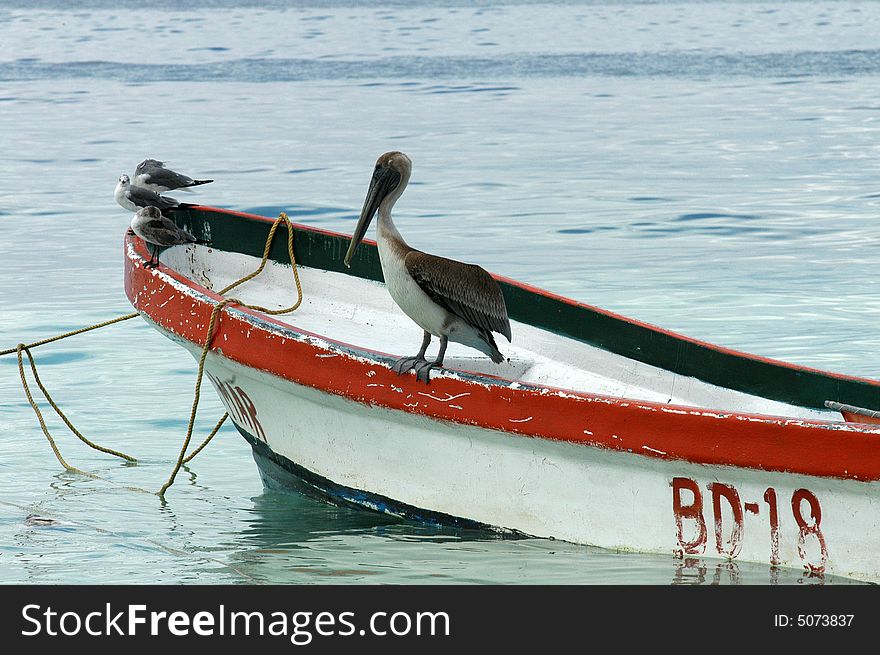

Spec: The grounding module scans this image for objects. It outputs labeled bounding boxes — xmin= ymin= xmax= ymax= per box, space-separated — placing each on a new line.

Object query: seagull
xmin=344 ymin=151 xmax=511 ymax=383
xmin=115 ymin=174 xmax=184 ymax=215
xmin=130 ymin=206 xmax=199 ymax=269
xmin=134 ymin=159 xmax=213 ymax=193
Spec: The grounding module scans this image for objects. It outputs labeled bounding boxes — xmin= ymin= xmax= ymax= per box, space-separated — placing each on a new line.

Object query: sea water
xmin=1 ymin=0 xmax=878 ymax=584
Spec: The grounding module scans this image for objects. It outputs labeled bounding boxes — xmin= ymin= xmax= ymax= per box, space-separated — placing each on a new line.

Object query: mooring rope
xmin=16 ymin=345 xmax=137 ymax=468
xmin=2 ymin=312 xmax=141 ymax=468
xmin=158 ymin=212 xmax=303 ymax=496
xmin=15 ymin=345 xmax=93 ymax=476
xmin=3 ymin=212 xmax=303 ymax=497
xmin=0 ymin=312 xmax=139 ymax=358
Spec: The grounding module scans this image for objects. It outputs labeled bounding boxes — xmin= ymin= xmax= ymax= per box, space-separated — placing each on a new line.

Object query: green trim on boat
xmin=174 ymin=207 xmax=880 ymax=413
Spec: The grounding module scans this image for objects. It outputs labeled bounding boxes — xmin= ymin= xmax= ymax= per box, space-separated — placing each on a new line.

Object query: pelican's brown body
xmin=344 ymin=151 xmax=511 ymax=382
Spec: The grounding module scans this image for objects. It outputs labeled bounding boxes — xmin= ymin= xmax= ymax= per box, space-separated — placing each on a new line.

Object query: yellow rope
xmin=158 ymin=212 xmax=303 ymax=496
xmin=0 ymin=313 xmax=138 ymax=358
xmin=2 ymin=313 xmax=140 ymax=469
xmin=183 ymin=414 xmax=228 ymax=464
xmin=16 ymin=345 xmax=91 ymax=476
xmin=217 ymin=210 xmax=304 ymax=313
xmin=19 ymin=345 xmax=137 ymax=463
xmin=4 ymin=211 xmax=303 ymax=495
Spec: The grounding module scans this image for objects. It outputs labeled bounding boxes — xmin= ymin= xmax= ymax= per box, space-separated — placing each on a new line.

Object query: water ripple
xmin=4 ymin=50 xmax=880 ymax=83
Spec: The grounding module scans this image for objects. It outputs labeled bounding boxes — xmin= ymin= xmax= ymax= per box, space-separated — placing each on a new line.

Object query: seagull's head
xmin=344 ymin=151 xmax=412 ymax=268
xmin=118 ymin=174 xmax=130 ymax=187
xmin=138 ymin=206 xmax=162 ymax=220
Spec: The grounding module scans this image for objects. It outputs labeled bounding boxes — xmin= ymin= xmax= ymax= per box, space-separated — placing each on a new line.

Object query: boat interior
xmin=161 ymin=243 xmax=840 ymax=423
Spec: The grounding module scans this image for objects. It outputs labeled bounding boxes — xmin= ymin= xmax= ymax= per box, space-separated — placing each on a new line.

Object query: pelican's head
xmin=344 ymin=151 xmax=412 ymax=268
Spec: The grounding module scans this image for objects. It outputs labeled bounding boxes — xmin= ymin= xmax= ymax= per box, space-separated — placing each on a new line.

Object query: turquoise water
xmin=1 ymin=0 xmax=878 ymax=584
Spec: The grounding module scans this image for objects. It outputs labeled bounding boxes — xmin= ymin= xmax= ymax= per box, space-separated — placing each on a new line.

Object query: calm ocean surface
xmin=1 ymin=0 xmax=878 ymax=584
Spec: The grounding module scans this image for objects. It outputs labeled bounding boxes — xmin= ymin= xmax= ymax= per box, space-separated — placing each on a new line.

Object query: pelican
xmin=344 ymin=151 xmax=511 ymax=383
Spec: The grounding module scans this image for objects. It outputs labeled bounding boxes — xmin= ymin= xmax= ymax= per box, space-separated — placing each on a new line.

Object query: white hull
xmin=178 ymin=338 xmax=880 ymax=583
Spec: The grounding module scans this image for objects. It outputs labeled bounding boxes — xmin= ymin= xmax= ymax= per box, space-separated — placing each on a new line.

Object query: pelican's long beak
xmin=344 ymin=166 xmax=401 ymax=267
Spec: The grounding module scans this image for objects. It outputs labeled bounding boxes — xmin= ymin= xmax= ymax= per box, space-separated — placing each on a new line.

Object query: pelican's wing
xmin=406 ymin=250 xmax=512 ymax=341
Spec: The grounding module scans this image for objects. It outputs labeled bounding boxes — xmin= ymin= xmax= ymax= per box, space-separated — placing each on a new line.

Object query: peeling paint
xmin=417 ymin=391 xmax=471 ymax=403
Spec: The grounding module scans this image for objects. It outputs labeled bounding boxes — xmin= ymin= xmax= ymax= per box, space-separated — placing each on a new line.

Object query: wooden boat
xmin=124 ymin=206 xmax=880 ymax=582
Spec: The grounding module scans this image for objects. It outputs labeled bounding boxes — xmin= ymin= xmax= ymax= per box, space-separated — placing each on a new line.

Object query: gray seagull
xmin=130 ymin=206 xmax=201 ymax=269
xmin=115 ymin=174 xmax=185 ymax=215
xmin=134 ymin=159 xmax=213 ymax=193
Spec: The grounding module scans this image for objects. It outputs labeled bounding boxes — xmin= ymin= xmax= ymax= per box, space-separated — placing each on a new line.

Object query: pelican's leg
xmin=414 ymin=335 xmax=447 ymax=384
xmin=392 ymin=331 xmax=431 ymax=375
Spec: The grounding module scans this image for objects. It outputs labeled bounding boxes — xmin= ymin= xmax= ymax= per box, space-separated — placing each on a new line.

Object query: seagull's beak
xmin=344 ymin=166 xmax=401 ymax=268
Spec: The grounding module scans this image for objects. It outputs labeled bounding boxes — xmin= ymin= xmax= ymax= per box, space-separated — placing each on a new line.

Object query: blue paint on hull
xmin=237 ymin=425 xmax=524 ymax=536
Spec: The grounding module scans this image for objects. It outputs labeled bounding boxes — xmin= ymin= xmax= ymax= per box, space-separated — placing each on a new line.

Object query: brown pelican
xmin=344 ymin=151 xmax=511 ymax=382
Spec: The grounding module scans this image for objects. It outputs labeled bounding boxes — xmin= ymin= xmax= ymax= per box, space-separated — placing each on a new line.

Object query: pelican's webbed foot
xmin=392 ymin=356 xmax=428 ymax=376
xmin=413 ymin=359 xmax=438 ymax=384
xmin=392 ymin=331 xmax=434 ymax=380
xmin=409 ymin=336 xmax=448 ymax=384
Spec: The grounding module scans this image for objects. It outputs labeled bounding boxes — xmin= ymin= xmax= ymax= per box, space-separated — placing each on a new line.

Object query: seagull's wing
xmin=405 ymin=250 xmax=511 ymax=341
xmin=137 ymin=212 xmax=197 ymax=246
xmin=141 ymin=166 xmax=195 ymax=190
xmin=128 ymin=185 xmax=178 ymax=210
xmin=135 ymin=159 xmax=165 ymax=175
